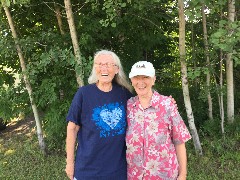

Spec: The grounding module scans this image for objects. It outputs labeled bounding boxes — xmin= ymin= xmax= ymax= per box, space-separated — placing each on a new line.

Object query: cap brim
xmin=129 ymin=71 xmax=154 ymax=78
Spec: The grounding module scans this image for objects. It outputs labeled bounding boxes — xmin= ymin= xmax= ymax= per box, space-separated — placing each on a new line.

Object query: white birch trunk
xmin=4 ymin=6 xmax=46 ymax=153
xmin=226 ymin=0 xmax=235 ymax=123
xmin=202 ymin=4 xmax=213 ymax=120
xmin=220 ymin=50 xmax=225 ymax=134
xmin=178 ymin=0 xmax=202 ymax=155
xmin=64 ymin=0 xmax=84 ymax=87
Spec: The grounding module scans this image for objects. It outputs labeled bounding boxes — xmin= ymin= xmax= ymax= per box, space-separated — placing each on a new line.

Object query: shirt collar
xmin=132 ymin=91 xmax=161 ymax=109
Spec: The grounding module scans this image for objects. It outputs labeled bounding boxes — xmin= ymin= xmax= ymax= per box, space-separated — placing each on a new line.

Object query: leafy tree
xmin=1 ymin=0 xmax=46 ymax=153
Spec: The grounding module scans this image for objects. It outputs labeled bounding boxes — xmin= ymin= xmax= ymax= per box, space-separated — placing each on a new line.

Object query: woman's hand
xmin=65 ymin=122 xmax=80 ymax=180
xmin=65 ymin=162 xmax=74 ymax=180
xmin=169 ymin=95 xmax=178 ymax=110
xmin=177 ymin=174 xmax=187 ymax=180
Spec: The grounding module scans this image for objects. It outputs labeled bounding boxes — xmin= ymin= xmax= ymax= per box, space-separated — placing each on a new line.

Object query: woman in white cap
xmin=126 ymin=61 xmax=191 ymax=180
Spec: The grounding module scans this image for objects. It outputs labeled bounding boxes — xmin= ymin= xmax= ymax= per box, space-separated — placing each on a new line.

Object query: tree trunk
xmin=219 ymin=50 xmax=225 ymax=134
xmin=54 ymin=3 xmax=66 ymax=100
xmin=191 ymin=23 xmax=198 ymax=91
xmin=3 ymin=6 xmax=46 ymax=154
xmin=219 ymin=9 xmax=225 ymax=135
xmin=226 ymin=0 xmax=235 ymax=123
xmin=64 ymin=0 xmax=84 ymax=87
xmin=54 ymin=3 xmax=65 ymax=35
xmin=178 ymin=0 xmax=202 ymax=155
xmin=202 ymin=4 xmax=213 ymax=120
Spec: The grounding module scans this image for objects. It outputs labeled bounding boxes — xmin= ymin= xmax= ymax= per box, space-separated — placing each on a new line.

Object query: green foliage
xmin=0 ymin=85 xmax=29 ymax=121
xmin=187 ymin=117 xmax=240 ymax=179
xmin=0 ymin=0 xmax=30 ymax=7
xmin=187 ymin=140 xmax=240 ymax=180
xmin=43 ymin=100 xmax=70 ymax=150
xmin=210 ymin=20 xmax=240 ymax=52
xmin=1 ymin=0 xmax=240 ymax=155
xmin=19 ymin=29 xmax=94 ymax=148
xmin=200 ymin=116 xmax=240 ymax=138
xmin=95 ymin=0 xmax=127 ymax=27
xmin=25 ymin=46 xmax=81 ymax=149
xmin=187 ymin=67 xmax=205 ymax=80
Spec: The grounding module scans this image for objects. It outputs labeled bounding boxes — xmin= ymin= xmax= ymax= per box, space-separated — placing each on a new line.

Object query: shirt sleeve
xmin=168 ymin=99 xmax=192 ymax=145
xmin=66 ymin=88 xmax=83 ymax=125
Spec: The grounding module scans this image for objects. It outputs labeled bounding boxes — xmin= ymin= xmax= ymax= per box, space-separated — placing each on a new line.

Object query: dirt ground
xmin=0 ymin=116 xmax=35 ymax=140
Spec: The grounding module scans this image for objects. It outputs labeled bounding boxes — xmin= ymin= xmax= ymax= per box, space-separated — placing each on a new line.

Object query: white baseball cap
xmin=129 ymin=61 xmax=155 ymax=78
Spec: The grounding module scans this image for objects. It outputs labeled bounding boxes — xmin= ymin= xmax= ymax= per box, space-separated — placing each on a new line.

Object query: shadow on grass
xmin=0 ymin=116 xmax=35 ymax=139
xmin=0 ymin=115 xmax=68 ymax=180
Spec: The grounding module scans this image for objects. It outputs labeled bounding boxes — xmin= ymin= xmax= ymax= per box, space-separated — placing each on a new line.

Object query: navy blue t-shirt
xmin=66 ymin=83 xmax=133 ymax=180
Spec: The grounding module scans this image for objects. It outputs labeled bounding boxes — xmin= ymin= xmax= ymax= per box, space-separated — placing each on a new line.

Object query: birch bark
xmin=64 ymin=0 xmax=84 ymax=87
xmin=226 ymin=0 xmax=235 ymax=123
xmin=178 ymin=0 xmax=202 ymax=155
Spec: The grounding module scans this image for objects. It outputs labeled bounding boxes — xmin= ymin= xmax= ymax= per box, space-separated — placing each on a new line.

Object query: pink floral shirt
xmin=126 ymin=91 xmax=191 ymax=180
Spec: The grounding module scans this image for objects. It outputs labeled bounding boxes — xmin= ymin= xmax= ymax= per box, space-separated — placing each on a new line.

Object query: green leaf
xmin=231 ymin=22 xmax=238 ymax=29
xmin=111 ymin=22 xmax=116 ymax=27
xmin=219 ymin=20 xmax=227 ymax=28
xmin=121 ymin=3 xmax=126 ymax=7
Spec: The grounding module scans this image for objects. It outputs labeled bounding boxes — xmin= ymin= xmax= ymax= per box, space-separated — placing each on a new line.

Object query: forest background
xmin=0 ymin=0 xmax=239 ymax=179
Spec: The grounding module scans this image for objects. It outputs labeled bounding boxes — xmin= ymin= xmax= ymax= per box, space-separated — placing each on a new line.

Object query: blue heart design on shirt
xmin=100 ymin=107 xmax=122 ymax=129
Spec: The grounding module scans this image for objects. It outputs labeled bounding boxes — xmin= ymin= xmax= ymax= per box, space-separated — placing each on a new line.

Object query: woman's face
xmin=94 ymin=54 xmax=119 ymax=84
xmin=131 ymin=75 xmax=156 ymax=97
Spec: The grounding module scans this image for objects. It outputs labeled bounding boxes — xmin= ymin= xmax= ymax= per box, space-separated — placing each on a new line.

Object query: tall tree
xmin=226 ymin=0 xmax=235 ymax=123
xmin=219 ymin=50 xmax=225 ymax=134
xmin=201 ymin=4 xmax=213 ymax=120
xmin=218 ymin=9 xmax=225 ymax=134
xmin=178 ymin=0 xmax=202 ymax=155
xmin=2 ymin=3 xmax=46 ymax=153
xmin=64 ymin=0 xmax=84 ymax=87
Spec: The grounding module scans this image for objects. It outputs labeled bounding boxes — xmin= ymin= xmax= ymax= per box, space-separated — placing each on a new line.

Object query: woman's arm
xmin=175 ymin=143 xmax=187 ymax=180
xmin=65 ymin=121 xmax=80 ymax=180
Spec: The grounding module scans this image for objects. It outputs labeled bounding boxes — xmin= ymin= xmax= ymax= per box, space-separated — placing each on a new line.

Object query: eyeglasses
xmin=94 ymin=62 xmax=117 ymax=68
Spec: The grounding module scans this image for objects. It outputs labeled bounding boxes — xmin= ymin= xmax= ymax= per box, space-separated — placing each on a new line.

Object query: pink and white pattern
xmin=126 ymin=91 xmax=191 ymax=180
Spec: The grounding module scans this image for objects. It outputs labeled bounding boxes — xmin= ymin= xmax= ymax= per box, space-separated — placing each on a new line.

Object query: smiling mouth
xmin=102 ymin=74 xmax=109 ymax=77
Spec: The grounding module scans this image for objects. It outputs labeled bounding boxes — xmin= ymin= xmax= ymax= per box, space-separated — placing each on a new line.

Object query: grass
xmin=0 ymin=117 xmax=68 ymax=180
xmin=187 ymin=120 xmax=240 ymax=180
xmin=0 ymin=117 xmax=239 ymax=180
xmin=187 ymin=137 xmax=240 ymax=180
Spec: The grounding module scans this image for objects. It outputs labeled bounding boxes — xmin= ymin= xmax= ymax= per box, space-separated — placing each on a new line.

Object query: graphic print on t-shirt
xmin=92 ymin=102 xmax=126 ymax=137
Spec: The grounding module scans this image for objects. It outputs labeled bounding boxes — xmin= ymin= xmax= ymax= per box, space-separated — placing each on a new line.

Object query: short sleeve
xmin=66 ymin=88 xmax=83 ymax=125
xmin=168 ymin=100 xmax=191 ymax=144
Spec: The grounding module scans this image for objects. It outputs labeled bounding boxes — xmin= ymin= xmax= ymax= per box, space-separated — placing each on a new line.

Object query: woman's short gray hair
xmin=88 ymin=50 xmax=132 ymax=92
